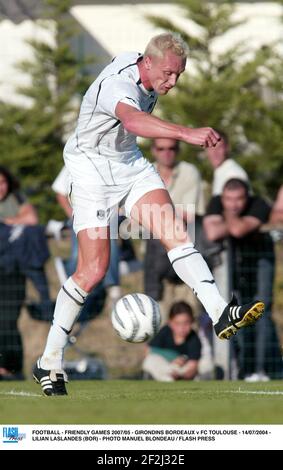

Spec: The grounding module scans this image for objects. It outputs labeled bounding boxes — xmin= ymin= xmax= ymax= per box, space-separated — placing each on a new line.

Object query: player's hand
xmin=183 ymin=127 xmax=221 ymax=148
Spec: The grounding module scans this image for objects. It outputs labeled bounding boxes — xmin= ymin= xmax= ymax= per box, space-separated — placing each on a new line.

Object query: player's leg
xmin=129 ymin=188 xmax=264 ymax=339
xmin=130 ymin=188 xmax=227 ymax=320
xmin=34 ymin=228 xmax=110 ymax=395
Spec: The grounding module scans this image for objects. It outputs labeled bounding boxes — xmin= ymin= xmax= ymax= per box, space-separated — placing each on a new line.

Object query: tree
xmin=146 ymin=0 xmax=283 ymax=196
xmin=0 ymin=0 xmax=94 ymax=221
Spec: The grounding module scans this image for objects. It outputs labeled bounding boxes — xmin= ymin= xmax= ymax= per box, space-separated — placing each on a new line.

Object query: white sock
xmin=168 ymin=243 xmax=227 ymax=324
xmin=41 ymin=277 xmax=88 ymax=370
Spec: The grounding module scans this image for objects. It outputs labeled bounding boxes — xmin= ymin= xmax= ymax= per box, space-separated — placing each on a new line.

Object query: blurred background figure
xmin=0 ymin=166 xmax=38 ymax=226
xmin=144 ymin=138 xmax=205 ymax=322
xmin=0 ymin=166 xmax=50 ymax=379
xmin=205 ymin=130 xmax=249 ymax=196
xmin=204 ymin=178 xmax=282 ymax=380
xmin=270 ymin=185 xmax=283 ymax=224
xmin=142 ymin=301 xmax=201 ymax=382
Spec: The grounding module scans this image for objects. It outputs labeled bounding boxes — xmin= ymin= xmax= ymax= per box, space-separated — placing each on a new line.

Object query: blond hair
xmin=144 ymin=32 xmax=189 ymax=59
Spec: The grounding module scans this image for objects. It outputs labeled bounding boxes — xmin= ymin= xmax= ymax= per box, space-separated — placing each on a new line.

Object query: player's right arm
xmin=115 ymin=102 xmax=220 ymax=148
xmin=56 ymin=193 xmax=73 ymax=219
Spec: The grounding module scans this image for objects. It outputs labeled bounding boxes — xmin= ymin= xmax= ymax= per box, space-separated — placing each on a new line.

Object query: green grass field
xmin=1 ymin=380 xmax=283 ymax=424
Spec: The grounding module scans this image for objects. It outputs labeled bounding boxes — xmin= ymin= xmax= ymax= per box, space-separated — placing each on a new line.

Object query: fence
xmin=0 ymin=230 xmax=145 ymax=379
xmin=212 ymin=227 xmax=283 ymax=380
xmin=0 ymin=226 xmax=282 ymax=380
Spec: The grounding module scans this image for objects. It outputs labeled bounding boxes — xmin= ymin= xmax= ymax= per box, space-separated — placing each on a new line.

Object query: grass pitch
xmin=0 ymin=380 xmax=283 ymax=424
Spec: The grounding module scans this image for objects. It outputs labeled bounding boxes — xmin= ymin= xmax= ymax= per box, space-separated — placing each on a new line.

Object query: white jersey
xmin=64 ymin=52 xmax=158 ymax=163
xmin=52 ymin=166 xmax=70 ymax=196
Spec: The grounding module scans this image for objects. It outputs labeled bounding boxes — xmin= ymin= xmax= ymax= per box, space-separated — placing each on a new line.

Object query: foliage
xmin=146 ymin=0 xmax=283 ymax=197
xmin=0 ymin=0 xmax=94 ymax=221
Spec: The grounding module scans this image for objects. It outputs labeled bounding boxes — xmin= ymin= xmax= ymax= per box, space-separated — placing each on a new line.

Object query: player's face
xmin=169 ymin=313 xmax=193 ymax=339
xmin=0 ymin=174 xmax=9 ymax=200
xmin=206 ymin=139 xmax=229 ymax=168
xmin=152 ymin=138 xmax=179 ymax=167
xmin=146 ymin=51 xmax=186 ymax=95
xmin=222 ymin=188 xmax=248 ymax=216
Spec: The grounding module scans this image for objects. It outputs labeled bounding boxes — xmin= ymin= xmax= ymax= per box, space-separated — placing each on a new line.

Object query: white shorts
xmin=64 ymin=150 xmax=165 ymax=234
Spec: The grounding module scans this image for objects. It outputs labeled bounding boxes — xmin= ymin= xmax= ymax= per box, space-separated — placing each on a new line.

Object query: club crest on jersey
xmin=97 ymin=209 xmax=106 ymax=220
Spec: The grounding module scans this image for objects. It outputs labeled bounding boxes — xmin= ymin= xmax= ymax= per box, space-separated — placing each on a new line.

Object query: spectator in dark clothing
xmin=0 ymin=167 xmax=51 ymax=308
xmin=204 ymin=178 xmax=282 ymax=380
xmin=0 ymin=268 xmax=25 ymax=380
xmin=0 ymin=167 xmax=51 ymax=379
xmin=142 ymin=301 xmax=201 ymax=381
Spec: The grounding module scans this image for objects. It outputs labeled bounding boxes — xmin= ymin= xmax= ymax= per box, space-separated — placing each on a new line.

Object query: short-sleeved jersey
xmin=65 ymin=52 xmax=158 ymax=163
xmin=52 ymin=166 xmax=70 ymax=196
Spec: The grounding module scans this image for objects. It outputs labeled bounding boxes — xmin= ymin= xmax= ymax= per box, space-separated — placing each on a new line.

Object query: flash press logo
xmin=2 ymin=427 xmax=26 ymax=444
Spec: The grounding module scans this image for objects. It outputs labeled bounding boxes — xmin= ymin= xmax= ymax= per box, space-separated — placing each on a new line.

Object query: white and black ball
xmin=111 ymin=293 xmax=161 ymax=343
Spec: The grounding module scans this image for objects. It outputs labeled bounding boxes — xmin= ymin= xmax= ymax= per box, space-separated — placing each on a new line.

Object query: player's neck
xmin=137 ymin=59 xmax=153 ymax=91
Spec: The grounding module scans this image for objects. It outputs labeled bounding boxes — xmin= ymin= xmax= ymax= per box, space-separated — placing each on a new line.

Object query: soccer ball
xmin=111 ymin=293 xmax=161 ymax=343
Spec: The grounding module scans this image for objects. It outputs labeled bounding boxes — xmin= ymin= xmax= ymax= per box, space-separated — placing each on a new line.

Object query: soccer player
xmin=33 ymin=33 xmax=264 ymax=395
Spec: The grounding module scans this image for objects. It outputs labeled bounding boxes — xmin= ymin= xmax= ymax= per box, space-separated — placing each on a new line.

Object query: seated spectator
xmin=142 ymin=301 xmax=201 ymax=381
xmin=0 ymin=267 xmax=25 ymax=380
xmin=0 ymin=166 xmax=38 ymax=225
xmin=0 ymin=166 xmax=51 ymax=378
xmin=0 ymin=166 xmax=52 ymax=314
xmin=204 ymin=178 xmax=282 ymax=380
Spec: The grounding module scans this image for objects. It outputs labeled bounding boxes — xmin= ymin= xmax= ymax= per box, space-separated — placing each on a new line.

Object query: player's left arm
xmin=3 ymin=203 xmax=38 ymax=226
